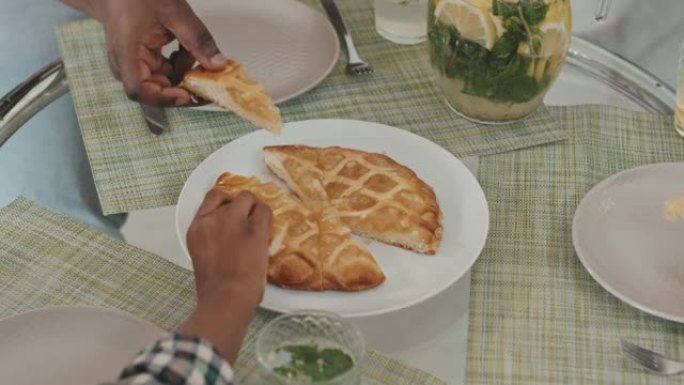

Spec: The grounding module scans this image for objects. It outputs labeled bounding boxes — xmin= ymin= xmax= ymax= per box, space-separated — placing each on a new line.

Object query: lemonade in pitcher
xmin=428 ymin=0 xmax=572 ymax=122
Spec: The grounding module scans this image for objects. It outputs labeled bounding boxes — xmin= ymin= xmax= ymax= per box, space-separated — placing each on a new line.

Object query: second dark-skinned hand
xmin=97 ymin=0 xmax=226 ymax=106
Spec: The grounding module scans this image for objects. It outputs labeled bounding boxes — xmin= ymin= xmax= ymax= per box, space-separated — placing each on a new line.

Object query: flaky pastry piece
xmin=314 ymin=200 xmax=387 ymax=291
xmin=213 ymin=172 xmax=385 ymax=292
xmin=263 ymin=145 xmax=443 ymax=254
xmin=181 ymin=61 xmax=283 ymax=134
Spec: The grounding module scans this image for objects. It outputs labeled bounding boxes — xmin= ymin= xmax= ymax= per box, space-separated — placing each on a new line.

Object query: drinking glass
xmin=256 ymin=311 xmax=366 ymax=385
xmin=375 ymin=0 xmax=429 ymax=45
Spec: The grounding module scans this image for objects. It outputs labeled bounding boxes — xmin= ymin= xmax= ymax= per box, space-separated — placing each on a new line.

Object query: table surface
xmin=119 ymin=3 xmax=684 ymax=384
xmin=2 ymin=1 xmax=683 ymax=384
xmin=118 ymin=57 xmax=668 ymax=385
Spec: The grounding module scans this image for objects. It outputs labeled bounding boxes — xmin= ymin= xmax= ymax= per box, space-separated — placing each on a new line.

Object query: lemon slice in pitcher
xmin=545 ymin=0 xmax=572 ymax=32
xmin=435 ymin=0 xmax=496 ymax=50
xmin=537 ymin=21 xmax=569 ymax=57
xmin=518 ymin=21 xmax=569 ymax=58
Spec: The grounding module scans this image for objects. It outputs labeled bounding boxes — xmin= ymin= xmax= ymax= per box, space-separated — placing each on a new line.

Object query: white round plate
xmin=573 ymin=163 xmax=684 ymax=323
xmin=179 ymin=0 xmax=339 ymax=110
xmin=176 ymin=119 xmax=489 ymax=318
xmin=0 ymin=306 xmax=165 ymax=385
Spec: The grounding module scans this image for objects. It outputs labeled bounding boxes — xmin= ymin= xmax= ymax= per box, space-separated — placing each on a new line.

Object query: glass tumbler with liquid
xmin=256 ymin=311 xmax=366 ymax=385
xmin=375 ymin=0 xmax=429 ymax=44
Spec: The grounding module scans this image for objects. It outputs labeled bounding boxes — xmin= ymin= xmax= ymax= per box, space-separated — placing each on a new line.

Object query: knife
xmin=140 ymin=103 xmax=165 ymax=136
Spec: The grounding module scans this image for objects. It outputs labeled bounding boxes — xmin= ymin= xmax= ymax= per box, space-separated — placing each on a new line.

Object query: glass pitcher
xmin=428 ymin=0 xmax=611 ymax=123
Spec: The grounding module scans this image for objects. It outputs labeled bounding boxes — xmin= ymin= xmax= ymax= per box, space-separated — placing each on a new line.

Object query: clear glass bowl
xmin=428 ymin=0 xmax=572 ymax=123
xmin=256 ymin=311 xmax=366 ymax=385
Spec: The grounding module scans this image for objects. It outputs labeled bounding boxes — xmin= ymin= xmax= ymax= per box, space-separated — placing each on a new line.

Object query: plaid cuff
xmin=118 ymin=334 xmax=234 ymax=385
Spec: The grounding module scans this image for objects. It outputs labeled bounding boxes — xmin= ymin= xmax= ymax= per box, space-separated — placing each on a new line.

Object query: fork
xmin=621 ymin=339 xmax=684 ymax=375
xmin=320 ymin=0 xmax=373 ymax=75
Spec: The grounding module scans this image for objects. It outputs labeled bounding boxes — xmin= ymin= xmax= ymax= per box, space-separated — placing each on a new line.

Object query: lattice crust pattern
xmin=264 ymin=145 xmax=443 ymax=254
xmin=181 ymin=60 xmax=283 ymax=134
xmin=214 ymin=173 xmax=385 ymax=292
xmin=314 ymin=201 xmax=386 ymax=291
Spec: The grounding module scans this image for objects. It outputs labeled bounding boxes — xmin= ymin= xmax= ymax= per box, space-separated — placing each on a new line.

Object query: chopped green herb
xmin=273 ymin=343 xmax=354 ymax=382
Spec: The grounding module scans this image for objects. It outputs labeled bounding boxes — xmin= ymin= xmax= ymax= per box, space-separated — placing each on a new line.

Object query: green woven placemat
xmin=468 ymin=104 xmax=684 ymax=384
xmin=56 ymin=0 xmax=565 ymax=216
xmin=0 ymin=197 xmax=445 ymax=385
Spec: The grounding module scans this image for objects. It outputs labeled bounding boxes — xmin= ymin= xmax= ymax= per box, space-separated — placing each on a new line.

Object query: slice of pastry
xmin=181 ymin=61 xmax=283 ymax=134
xmin=263 ymin=145 xmax=443 ymax=254
xmin=313 ymin=201 xmax=387 ymax=291
xmin=213 ymin=172 xmax=385 ymax=291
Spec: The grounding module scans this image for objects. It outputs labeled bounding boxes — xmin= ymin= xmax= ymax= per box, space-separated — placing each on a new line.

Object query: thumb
xmin=163 ymin=2 xmax=227 ymax=70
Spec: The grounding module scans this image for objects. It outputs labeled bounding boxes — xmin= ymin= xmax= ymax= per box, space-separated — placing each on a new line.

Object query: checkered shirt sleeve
xmin=114 ymin=334 xmax=235 ymax=385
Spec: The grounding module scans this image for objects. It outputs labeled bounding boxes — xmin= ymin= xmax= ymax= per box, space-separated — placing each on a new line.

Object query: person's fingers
xmin=140 ymin=62 xmax=152 ymax=81
xmin=161 ymin=2 xmax=227 ymax=71
xmin=116 ymin=34 xmax=146 ymax=102
xmin=196 ymin=188 xmax=232 ymax=217
xmin=249 ymin=203 xmax=273 ymax=242
xmin=159 ymin=59 xmax=174 ymax=78
xmin=165 ymin=87 xmax=192 ymax=106
xmin=112 ymin=33 xmax=187 ymax=106
xmin=230 ymin=191 xmax=259 ymax=219
xmin=137 ymin=41 xmax=176 ymax=78
xmin=139 ymin=46 xmax=165 ymax=73
xmin=136 ymin=81 xmax=189 ymax=106
xmin=140 ymin=82 xmax=192 ymax=106
xmin=141 ymin=27 xmax=174 ymax=51
xmin=106 ymin=40 xmax=122 ymax=81
xmin=148 ymin=73 xmax=172 ymax=88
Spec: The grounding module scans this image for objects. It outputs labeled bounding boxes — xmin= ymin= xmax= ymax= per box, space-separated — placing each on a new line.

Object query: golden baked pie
xmin=263 ymin=145 xmax=443 ymax=254
xmin=214 ymin=172 xmax=385 ymax=292
xmin=182 ymin=61 xmax=283 ymax=134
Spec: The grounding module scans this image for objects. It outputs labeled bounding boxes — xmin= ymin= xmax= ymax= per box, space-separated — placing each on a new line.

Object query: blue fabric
xmin=0 ymin=1 xmax=125 ymax=236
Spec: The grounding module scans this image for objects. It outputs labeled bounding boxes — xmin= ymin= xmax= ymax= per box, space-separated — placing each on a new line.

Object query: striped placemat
xmin=0 ymin=197 xmax=445 ymax=385
xmin=468 ymin=104 xmax=684 ymax=384
xmin=56 ymin=0 xmax=564 ymax=215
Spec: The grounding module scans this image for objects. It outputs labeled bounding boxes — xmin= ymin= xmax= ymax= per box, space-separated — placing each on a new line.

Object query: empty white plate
xmin=573 ymin=163 xmax=684 ymax=323
xmin=0 ymin=306 xmax=165 ymax=385
xmin=180 ymin=0 xmax=340 ymax=110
